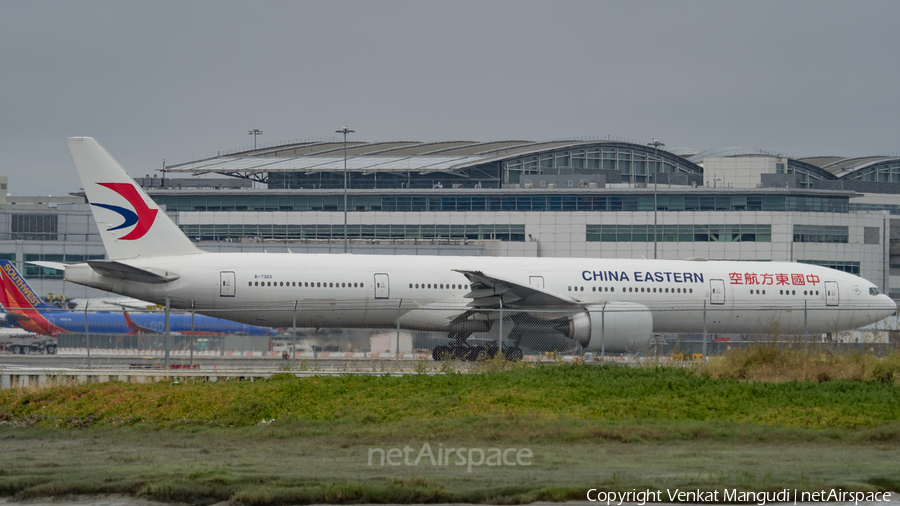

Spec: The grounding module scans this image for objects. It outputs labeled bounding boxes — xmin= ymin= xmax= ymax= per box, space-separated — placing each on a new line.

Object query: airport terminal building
xmin=2 ymin=139 xmax=900 ymax=301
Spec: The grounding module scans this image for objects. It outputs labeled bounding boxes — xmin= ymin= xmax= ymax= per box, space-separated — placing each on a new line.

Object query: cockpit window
xmin=869 ymin=287 xmax=881 ymax=296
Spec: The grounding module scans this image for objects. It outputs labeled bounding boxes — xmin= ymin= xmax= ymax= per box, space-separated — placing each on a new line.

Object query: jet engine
xmin=568 ymin=302 xmax=653 ymax=353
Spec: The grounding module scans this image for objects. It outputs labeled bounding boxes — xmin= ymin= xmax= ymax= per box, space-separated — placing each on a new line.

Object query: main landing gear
xmin=431 ymin=331 xmax=523 ymax=362
xmin=431 ymin=344 xmax=524 ymax=362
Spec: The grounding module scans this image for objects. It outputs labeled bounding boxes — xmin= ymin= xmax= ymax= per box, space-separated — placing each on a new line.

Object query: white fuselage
xmin=65 ymin=253 xmax=897 ymax=336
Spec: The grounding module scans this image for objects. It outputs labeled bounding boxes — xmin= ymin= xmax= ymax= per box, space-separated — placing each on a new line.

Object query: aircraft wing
xmin=104 ymin=298 xmax=156 ymax=310
xmin=453 ymin=270 xmax=580 ymax=308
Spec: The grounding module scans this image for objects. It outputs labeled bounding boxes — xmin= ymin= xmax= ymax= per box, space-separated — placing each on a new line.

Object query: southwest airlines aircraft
xmin=0 ymin=260 xmax=274 ymax=337
xmin=61 ymin=137 xmax=896 ymax=359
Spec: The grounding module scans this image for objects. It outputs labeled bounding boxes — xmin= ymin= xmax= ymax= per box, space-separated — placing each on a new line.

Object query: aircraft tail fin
xmin=0 ymin=260 xmax=55 ymax=311
xmin=66 ymin=137 xmax=202 ymax=260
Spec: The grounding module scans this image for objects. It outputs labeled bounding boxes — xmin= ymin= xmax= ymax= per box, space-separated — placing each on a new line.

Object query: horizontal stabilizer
xmin=87 ymin=260 xmax=179 ymax=284
xmin=4 ymin=312 xmax=31 ymax=325
xmin=27 ymin=261 xmax=68 ymax=271
xmin=123 ymin=311 xmax=153 ymax=333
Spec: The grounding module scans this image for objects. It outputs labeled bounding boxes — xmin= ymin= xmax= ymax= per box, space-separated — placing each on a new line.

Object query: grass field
xmin=1 ymin=427 xmax=899 ymax=505
xmin=1 ymin=356 xmax=899 ymax=504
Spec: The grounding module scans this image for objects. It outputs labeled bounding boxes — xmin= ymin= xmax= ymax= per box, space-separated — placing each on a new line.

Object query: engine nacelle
xmin=569 ymin=302 xmax=653 ymax=353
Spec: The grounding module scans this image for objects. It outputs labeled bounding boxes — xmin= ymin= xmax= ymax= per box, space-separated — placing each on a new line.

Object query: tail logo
xmin=3 ymin=263 xmax=42 ymax=308
xmin=92 ymin=183 xmax=158 ymax=240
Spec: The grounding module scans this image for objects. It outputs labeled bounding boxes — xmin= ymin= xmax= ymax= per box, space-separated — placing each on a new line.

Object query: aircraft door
xmin=220 ymin=271 xmax=236 ymax=297
xmin=374 ymin=273 xmax=390 ymax=299
xmin=709 ymin=279 xmax=725 ymax=305
xmin=529 ymin=276 xmax=545 ymax=289
xmin=825 ymin=281 xmax=839 ymax=306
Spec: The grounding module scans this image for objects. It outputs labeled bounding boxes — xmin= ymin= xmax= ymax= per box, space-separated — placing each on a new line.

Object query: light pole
xmin=336 ymin=126 xmax=355 ymax=253
xmin=248 ymin=129 xmax=263 ymax=149
xmin=647 ymin=139 xmax=665 ymax=260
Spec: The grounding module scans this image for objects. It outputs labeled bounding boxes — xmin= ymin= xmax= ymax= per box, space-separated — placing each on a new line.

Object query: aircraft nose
xmin=881 ymin=294 xmax=898 ymax=316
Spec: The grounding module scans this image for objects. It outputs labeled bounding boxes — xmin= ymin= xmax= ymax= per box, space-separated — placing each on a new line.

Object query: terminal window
xmin=12 ymin=214 xmax=58 ymax=241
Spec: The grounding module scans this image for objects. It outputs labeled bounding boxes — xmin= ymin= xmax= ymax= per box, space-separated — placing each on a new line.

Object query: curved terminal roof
xmin=662 ymin=146 xmax=703 ymax=157
xmin=164 ymin=139 xmax=898 ymax=183
xmin=797 ymin=156 xmax=844 ymax=168
xmin=829 ymin=157 xmax=900 ymax=179
xmin=165 ymin=139 xmax=704 ymax=181
xmin=685 ymin=146 xmax=777 ymax=164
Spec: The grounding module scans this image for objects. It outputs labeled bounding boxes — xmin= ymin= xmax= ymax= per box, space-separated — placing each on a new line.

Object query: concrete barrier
xmin=0 ymin=366 xmax=438 ymax=389
xmin=56 ymin=348 xmax=433 ymax=359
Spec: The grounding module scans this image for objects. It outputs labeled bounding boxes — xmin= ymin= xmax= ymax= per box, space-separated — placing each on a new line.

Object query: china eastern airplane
xmin=0 ymin=259 xmax=275 ymax=337
xmin=60 ymin=137 xmax=896 ymax=360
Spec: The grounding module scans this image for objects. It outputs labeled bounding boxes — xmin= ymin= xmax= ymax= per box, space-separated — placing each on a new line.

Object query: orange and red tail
xmin=0 ymin=260 xmax=64 ymax=336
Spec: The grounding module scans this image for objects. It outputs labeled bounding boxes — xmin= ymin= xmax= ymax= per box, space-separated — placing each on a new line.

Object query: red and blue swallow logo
xmin=91 ymin=183 xmax=158 ymax=240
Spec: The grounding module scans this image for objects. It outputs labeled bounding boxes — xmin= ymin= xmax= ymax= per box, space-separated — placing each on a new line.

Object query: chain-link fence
xmin=2 ymin=304 xmax=898 ymax=368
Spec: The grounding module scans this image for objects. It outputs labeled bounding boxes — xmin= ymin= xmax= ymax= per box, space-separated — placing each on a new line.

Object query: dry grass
xmin=697 ymin=344 xmax=900 ymax=384
xmin=2 ymin=426 xmax=900 ymax=504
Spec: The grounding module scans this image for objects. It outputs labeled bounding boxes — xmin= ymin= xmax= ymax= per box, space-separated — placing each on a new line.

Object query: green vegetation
xmin=698 ymin=346 xmax=900 ymax=384
xmin=0 ymin=359 xmax=899 ymax=504
xmin=2 ymin=364 xmax=900 ymax=431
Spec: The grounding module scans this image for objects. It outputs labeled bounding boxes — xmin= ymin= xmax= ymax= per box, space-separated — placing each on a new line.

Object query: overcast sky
xmin=2 ymin=0 xmax=899 ymax=196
